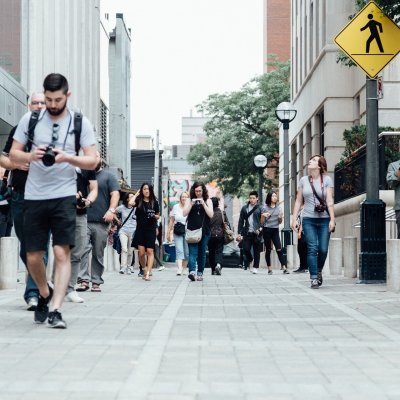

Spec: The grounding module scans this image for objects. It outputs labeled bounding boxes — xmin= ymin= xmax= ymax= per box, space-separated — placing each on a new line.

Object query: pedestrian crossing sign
xmin=334 ymin=1 xmax=400 ymax=78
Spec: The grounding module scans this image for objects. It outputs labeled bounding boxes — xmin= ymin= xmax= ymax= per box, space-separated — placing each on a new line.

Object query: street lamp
xmin=275 ymin=102 xmax=297 ymax=266
xmin=254 ymin=155 xmax=267 ymax=204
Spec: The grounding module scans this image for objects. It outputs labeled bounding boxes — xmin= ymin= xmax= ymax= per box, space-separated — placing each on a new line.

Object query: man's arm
xmin=103 ymin=190 xmax=120 ymax=223
xmin=86 ymin=179 xmax=98 ymax=206
xmin=54 ymin=144 xmax=97 ymax=170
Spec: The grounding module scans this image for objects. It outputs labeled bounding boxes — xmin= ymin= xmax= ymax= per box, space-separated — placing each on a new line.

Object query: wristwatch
xmin=108 ymin=208 xmax=116 ymax=214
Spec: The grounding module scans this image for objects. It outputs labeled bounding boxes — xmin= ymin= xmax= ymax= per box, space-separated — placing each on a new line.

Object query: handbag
xmin=112 ymin=207 xmax=135 ymax=254
xmin=185 ymin=227 xmax=203 ymax=243
xmin=173 ymin=221 xmax=186 ymax=236
xmin=222 ymin=213 xmax=234 ymax=244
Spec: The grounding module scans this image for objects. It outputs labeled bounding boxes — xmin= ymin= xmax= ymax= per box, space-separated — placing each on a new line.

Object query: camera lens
xmin=42 ymin=147 xmax=55 ymax=167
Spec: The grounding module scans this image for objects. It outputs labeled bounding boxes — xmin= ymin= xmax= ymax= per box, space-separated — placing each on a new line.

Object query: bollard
xmin=329 ymin=238 xmax=342 ymax=275
xmin=387 ymin=240 xmax=400 ymax=292
xmin=0 ymin=237 xmax=19 ymax=290
xmin=343 ymin=237 xmax=357 ymax=278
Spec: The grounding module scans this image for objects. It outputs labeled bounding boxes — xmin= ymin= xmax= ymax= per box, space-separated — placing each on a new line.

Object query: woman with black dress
xmin=132 ymin=183 xmax=160 ymax=281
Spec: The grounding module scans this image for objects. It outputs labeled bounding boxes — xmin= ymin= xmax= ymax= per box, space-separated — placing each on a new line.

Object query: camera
xmin=42 ymin=145 xmax=56 ymax=167
xmin=314 ymin=204 xmax=327 ymax=213
xmin=77 ymin=195 xmax=86 ymax=208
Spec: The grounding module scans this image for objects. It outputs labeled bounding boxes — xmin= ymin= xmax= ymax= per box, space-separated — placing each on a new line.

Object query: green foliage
xmin=337 ymin=0 xmax=400 ymax=66
xmin=187 ymin=60 xmax=290 ymax=196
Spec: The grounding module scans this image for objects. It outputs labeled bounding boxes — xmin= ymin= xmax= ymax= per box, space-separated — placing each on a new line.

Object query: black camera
xmin=314 ymin=204 xmax=326 ymax=213
xmin=77 ymin=195 xmax=86 ymax=208
xmin=42 ymin=145 xmax=56 ymax=167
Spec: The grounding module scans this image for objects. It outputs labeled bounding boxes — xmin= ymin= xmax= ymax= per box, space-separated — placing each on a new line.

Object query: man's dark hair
xmin=43 ymin=73 xmax=69 ymax=94
xmin=249 ymin=191 xmax=258 ymax=198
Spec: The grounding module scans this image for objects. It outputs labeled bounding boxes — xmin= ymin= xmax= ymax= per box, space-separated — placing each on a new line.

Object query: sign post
xmin=334 ymin=1 xmax=400 ymax=283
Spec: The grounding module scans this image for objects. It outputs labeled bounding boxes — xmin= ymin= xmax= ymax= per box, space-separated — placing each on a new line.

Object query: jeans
xmin=301 ymin=217 xmax=330 ymax=279
xmin=188 ymin=233 xmax=210 ymax=275
xmin=262 ymin=227 xmax=285 ymax=267
xmin=242 ymin=233 xmax=261 ymax=269
xmin=174 ymin=233 xmax=189 ymax=260
xmin=119 ymin=230 xmax=134 ymax=268
xmin=208 ymin=236 xmax=224 ymax=272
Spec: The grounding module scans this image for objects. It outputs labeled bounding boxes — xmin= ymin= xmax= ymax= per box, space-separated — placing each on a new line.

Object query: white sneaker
xmin=158 ymin=265 xmax=165 ymax=271
xmin=252 ymin=268 xmax=258 ymax=274
xmin=119 ymin=268 xmax=126 ymax=274
xmin=65 ymin=291 xmax=84 ymax=303
xmin=127 ymin=267 xmax=133 ymax=275
xmin=177 ymin=266 xmax=183 ymax=275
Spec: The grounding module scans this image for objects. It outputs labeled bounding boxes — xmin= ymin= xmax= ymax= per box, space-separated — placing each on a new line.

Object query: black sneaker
xmin=34 ymin=285 xmax=53 ymax=324
xmin=310 ymin=279 xmax=319 ymax=289
xmin=188 ymin=272 xmax=196 ymax=281
xmin=47 ymin=309 xmax=67 ymax=329
xmin=138 ymin=270 xmax=144 ymax=278
xmin=293 ymin=267 xmax=307 ymax=273
xmin=317 ymin=272 xmax=323 ymax=286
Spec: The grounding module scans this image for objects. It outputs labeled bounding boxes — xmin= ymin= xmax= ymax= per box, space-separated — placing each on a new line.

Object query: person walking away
xmin=10 ymin=73 xmax=97 ymax=328
xmin=0 ymin=92 xmax=46 ymax=311
xmin=183 ymin=182 xmax=213 ymax=281
xmin=77 ymin=157 xmax=120 ymax=292
xmin=260 ymin=191 xmax=289 ymax=275
xmin=65 ymin=167 xmax=98 ymax=303
xmin=208 ymin=197 xmax=224 ymax=276
xmin=293 ymin=208 xmax=308 ymax=273
xmin=168 ymin=191 xmax=189 ymax=275
xmin=131 ymin=183 xmax=160 ymax=281
xmin=237 ymin=191 xmax=262 ymax=274
xmin=292 ymin=155 xmax=335 ymax=289
xmin=116 ymin=192 xmax=138 ymax=274
xmin=386 ymin=159 xmax=400 ymax=238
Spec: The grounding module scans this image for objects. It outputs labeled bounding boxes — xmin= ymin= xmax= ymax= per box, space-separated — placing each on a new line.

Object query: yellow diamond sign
xmin=335 ymin=1 xmax=400 ymax=78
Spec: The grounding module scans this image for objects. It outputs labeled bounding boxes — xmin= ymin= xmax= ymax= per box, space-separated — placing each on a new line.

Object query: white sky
xmin=106 ymin=0 xmax=264 ymax=147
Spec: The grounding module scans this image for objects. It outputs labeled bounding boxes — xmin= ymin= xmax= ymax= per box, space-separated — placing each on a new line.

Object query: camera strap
xmin=308 ymin=175 xmax=325 ymax=206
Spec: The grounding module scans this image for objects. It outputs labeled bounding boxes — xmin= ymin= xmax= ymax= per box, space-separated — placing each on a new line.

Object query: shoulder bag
xmin=112 ymin=208 xmax=135 ymax=254
xmin=185 ymin=212 xmax=205 ymax=244
xmin=222 ymin=213 xmax=234 ymax=244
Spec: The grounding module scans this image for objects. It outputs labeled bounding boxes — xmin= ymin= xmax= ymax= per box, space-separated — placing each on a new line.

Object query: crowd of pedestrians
xmin=0 ymin=73 xmax=338 ymax=330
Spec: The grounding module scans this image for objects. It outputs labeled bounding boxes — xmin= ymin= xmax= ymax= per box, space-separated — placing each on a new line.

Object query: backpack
xmin=210 ymin=210 xmax=224 ymax=238
xmin=26 ymin=110 xmax=82 ymax=155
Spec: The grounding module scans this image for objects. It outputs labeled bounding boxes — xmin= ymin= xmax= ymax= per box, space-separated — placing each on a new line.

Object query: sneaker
xmin=138 ymin=270 xmax=144 ymax=278
xmin=34 ymin=286 xmax=53 ymax=323
xmin=119 ymin=268 xmax=125 ymax=274
xmin=268 ymin=270 xmax=273 ymax=275
xmin=196 ymin=273 xmax=204 ymax=281
xmin=252 ymin=268 xmax=258 ymax=274
xmin=188 ymin=272 xmax=196 ymax=281
xmin=47 ymin=309 xmax=67 ymax=329
xmin=211 ymin=271 xmax=216 ymax=275
xmin=215 ymin=263 xmax=222 ymax=275
xmin=127 ymin=267 xmax=133 ymax=275
xmin=176 ymin=266 xmax=183 ymax=276
xmin=293 ymin=267 xmax=308 ymax=273
xmin=311 ymin=279 xmax=319 ymax=289
xmin=158 ymin=265 xmax=165 ymax=271
xmin=65 ymin=291 xmax=84 ymax=303
xmin=27 ymin=297 xmax=38 ymax=311
xmin=283 ymin=269 xmax=290 ymax=274
xmin=317 ymin=272 xmax=323 ymax=286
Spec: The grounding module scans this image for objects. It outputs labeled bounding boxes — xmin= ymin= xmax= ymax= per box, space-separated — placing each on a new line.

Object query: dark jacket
xmin=210 ymin=208 xmax=224 ymax=238
xmin=237 ymin=203 xmax=262 ymax=236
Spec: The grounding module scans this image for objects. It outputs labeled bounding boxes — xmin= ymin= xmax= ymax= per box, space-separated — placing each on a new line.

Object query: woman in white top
xmin=168 ymin=191 xmax=189 ymax=275
xmin=116 ymin=192 xmax=137 ymax=274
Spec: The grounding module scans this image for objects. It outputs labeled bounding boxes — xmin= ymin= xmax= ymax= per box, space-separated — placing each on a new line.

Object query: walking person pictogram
xmin=360 ymin=13 xmax=384 ymax=53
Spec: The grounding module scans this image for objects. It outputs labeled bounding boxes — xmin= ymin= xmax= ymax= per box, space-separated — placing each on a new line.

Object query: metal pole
xmin=154 ymin=129 xmax=160 ymax=200
xmin=281 ymin=122 xmax=292 ymax=265
xmin=258 ymin=169 xmax=263 ymax=205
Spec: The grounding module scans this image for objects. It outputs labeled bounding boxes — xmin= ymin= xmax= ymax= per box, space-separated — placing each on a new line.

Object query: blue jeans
xmin=174 ymin=233 xmax=189 ymax=260
xmin=11 ymin=191 xmax=48 ymax=303
xmin=302 ymin=217 xmax=330 ymax=279
xmin=188 ymin=233 xmax=210 ymax=275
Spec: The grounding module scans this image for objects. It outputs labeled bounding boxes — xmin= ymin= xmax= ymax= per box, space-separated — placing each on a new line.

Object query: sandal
xmin=76 ymin=281 xmax=90 ymax=292
xmin=91 ymin=284 xmax=102 ymax=292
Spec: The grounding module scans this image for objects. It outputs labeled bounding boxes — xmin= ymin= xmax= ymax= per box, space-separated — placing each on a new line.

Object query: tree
xmin=187 ymin=60 xmax=290 ymax=196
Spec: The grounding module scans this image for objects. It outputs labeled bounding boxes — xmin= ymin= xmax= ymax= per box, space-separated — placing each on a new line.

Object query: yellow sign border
xmin=334 ymin=1 xmax=400 ymax=78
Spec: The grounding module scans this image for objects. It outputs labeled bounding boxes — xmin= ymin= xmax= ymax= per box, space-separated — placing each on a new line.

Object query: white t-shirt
xmin=171 ymin=203 xmax=187 ymax=225
xmin=13 ymin=109 xmax=96 ymax=200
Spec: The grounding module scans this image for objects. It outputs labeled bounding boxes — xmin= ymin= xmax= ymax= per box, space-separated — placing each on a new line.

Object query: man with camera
xmin=387 ymin=160 xmax=400 ymax=238
xmin=76 ymin=156 xmax=119 ymax=292
xmin=0 ymin=92 xmax=47 ymax=311
xmin=10 ymin=73 xmax=97 ymax=328
xmin=237 ymin=191 xmax=263 ymax=274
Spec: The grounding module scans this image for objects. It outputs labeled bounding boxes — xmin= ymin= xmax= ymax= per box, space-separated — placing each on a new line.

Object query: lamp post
xmin=254 ymin=155 xmax=267 ymax=204
xmin=275 ymin=102 xmax=297 ymax=265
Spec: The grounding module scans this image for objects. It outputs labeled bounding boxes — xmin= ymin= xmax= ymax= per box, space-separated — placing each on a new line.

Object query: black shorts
xmin=132 ymin=228 xmax=156 ymax=250
xmin=24 ymin=196 xmax=76 ymax=252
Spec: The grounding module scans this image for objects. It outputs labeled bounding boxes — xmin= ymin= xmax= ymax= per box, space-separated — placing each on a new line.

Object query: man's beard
xmin=48 ymin=102 xmax=67 ymax=116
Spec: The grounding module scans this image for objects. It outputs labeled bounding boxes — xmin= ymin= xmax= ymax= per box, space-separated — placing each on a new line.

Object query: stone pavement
xmin=1 ymin=265 xmax=400 ymax=400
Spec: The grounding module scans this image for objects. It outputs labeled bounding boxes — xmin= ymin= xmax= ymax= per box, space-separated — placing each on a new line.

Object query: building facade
xmin=285 ymin=0 xmax=400 ymax=240
xmin=181 ymin=111 xmax=210 ymax=145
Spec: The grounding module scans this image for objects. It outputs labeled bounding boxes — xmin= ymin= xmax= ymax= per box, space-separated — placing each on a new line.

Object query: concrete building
xmin=181 ymin=111 xmax=210 ymax=145
xmin=263 ymin=0 xmax=291 ymax=72
xmin=285 ymin=0 xmax=400 ymax=240
xmin=136 ymin=135 xmax=153 ymax=150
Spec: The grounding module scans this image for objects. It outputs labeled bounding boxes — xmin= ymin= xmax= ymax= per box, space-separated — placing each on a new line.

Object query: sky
xmin=106 ymin=0 xmax=264 ymax=148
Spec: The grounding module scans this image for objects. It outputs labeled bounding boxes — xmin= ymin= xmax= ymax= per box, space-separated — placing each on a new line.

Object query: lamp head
xmin=254 ymin=154 xmax=267 ymax=168
xmin=275 ymin=101 xmax=297 ymax=123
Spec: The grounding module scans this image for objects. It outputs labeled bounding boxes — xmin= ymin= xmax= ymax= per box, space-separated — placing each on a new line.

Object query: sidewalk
xmin=1 ymin=266 xmax=400 ymax=400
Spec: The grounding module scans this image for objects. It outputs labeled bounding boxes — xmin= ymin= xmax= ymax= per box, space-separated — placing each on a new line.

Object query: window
xmin=99 ymin=100 xmax=108 ymax=162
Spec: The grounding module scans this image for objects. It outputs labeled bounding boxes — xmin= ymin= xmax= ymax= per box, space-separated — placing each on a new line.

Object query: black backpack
xmin=26 ymin=110 xmax=83 ymax=155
